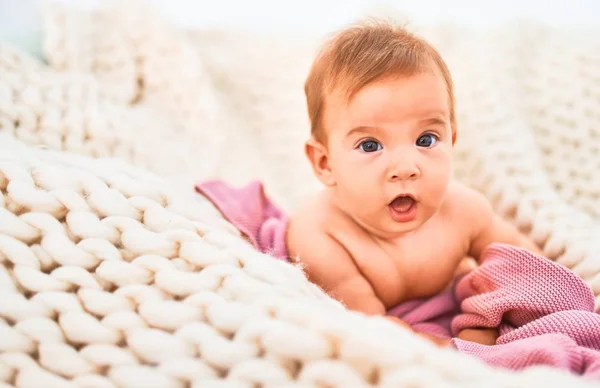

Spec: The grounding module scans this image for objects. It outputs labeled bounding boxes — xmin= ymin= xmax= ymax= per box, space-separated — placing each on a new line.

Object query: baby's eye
xmin=358 ymin=140 xmax=382 ymax=153
xmin=416 ymin=134 xmax=438 ymax=148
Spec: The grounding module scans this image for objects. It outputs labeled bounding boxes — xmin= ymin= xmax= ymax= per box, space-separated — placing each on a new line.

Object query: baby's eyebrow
xmin=419 ymin=117 xmax=447 ymax=127
xmin=346 ymin=117 xmax=448 ymax=138
xmin=346 ymin=125 xmax=381 ymax=138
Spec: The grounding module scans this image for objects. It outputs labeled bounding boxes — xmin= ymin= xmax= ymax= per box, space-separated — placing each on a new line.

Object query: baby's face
xmin=323 ymin=71 xmax=453 ymax=238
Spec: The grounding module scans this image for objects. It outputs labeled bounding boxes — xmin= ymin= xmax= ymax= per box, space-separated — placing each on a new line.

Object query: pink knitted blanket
xmin=196 ymin=180 xmax=600 ymax=379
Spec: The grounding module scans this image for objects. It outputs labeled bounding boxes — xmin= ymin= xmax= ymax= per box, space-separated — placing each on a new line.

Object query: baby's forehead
xmin=333 ymin=73 xmax=448 ymax=111
xmin=320 ymin=77 xmax=450 ymax=140
xmin=332 ymin=66 xmax=445 ymax=99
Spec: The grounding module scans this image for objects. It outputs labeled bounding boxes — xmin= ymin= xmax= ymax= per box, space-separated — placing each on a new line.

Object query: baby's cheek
xmin=425 ymin=170 xmax=451 ymax=203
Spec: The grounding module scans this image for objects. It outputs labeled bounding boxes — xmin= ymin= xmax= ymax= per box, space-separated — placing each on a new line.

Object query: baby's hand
xmin=454 ymin=257 xmax=477 ymax=276
xmin=385 ymin=316 xmax=451 ymax=347
xmin=457 ymin=328 xmax=498 ymax=345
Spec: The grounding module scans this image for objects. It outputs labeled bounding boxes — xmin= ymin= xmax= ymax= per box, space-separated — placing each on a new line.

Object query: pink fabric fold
xmin=195 ymin=179 xmax=600 ymax=379
xmin=395 ymin=244 xmax=600 ymax=379
xmin=197 ymin=179 xmax=288 ymax=260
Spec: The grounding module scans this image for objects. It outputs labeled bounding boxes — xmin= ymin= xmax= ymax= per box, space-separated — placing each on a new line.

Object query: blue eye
xmin=358 ymin=140 xmax=382 ymax=153
xmin=416 ymin=134 xmax=438 ymax=148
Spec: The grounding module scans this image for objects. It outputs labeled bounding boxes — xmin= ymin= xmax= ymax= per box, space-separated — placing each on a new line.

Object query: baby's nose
xmin=388 ymin=160 xmax=420 ymax=181
xmin=389 ymin=169 xmax=419 ymax=181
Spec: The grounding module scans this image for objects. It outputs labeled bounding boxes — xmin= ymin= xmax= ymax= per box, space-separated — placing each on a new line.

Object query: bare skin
xmin=287 ymin=182 xmax=540 ymax=346
xmin=287 ymin=71 xmax=542 ymax=346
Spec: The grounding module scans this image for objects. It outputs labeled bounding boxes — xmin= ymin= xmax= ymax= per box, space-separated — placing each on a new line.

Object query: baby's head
xmin=304 ymin=20 xmax=456 ymax=237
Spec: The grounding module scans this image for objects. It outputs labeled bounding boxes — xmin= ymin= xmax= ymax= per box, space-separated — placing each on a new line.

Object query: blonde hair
xmin=304 ymin=20 xmax=456 ymax=143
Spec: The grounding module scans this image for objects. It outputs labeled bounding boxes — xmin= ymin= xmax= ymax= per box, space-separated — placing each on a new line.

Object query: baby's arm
xmin=457 ymin=187 xmax=541 ymax=346
xmin=465 ymin=188 xmax=542 ymax=262
xmin=292 ymin=229 xmax=388 ymax=315
xmin=291 ymin=227 xmax=449 ymax=346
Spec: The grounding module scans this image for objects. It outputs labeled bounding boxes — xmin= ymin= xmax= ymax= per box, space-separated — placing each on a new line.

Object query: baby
xmin=285 ymin=21 xmax=542 ymax=346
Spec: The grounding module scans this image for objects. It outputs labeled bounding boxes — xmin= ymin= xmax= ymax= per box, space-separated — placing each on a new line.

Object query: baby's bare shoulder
xmin=441 ymin=181 xmax=495 ymax=234
xmin=444 ymin=182 xmax=493 ymax=212
xmin=288 ymin=191 xmax=332 ymax=231
xmin=286 ymin=191 xmax=365 ymax=290
xmin=447 ymin=184 xmax=542 ymax=259
xmin=287 ymin=191 xmax=343 ymax=254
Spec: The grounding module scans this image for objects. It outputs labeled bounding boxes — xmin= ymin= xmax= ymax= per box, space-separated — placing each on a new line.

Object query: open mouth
xmin=388 ymin=194 xmax=417 ymax=222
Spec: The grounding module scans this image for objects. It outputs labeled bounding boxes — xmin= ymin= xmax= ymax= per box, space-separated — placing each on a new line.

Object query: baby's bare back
xmin=287 ymin=183 xmax=475 ymax=310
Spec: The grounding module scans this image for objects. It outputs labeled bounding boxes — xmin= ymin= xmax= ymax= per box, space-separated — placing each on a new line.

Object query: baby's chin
xmin=383 ymin=220 xmax=423 ymax=237
xmin=378 ymin=207 xmax=435 ymax=237
xmin=343 ymin=203 xmax=431 ymax=238
xmin=356 ymin=216 xmax=424 ymax=240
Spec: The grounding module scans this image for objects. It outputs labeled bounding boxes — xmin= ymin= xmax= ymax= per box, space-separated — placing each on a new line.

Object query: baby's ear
xmin=305 ymin=137 xmax=336 ymax=186
xmin=452 ymin=125 xmax=457 ymax=145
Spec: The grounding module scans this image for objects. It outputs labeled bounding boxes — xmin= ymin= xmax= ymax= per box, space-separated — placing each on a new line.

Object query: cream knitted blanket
xmin=1 ymin=1 xmax=600 ymax=386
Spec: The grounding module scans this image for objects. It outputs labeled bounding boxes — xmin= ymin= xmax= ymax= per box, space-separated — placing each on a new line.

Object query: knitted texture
xmin=195 ymin=179 xmax=600 ymax=377
xmin=0 ymin=0 xmax=599 ymax=386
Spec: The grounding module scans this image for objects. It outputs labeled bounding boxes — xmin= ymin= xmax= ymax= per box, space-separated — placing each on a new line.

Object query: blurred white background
xmin=1 ymin=0 xmax=598 ymax=57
